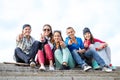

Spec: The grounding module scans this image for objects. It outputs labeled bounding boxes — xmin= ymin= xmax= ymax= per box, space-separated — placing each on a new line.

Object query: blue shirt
xmin=65 ymin=36 xmax=84 ymax=51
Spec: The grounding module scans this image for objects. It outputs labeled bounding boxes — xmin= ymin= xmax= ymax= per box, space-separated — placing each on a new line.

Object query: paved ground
xmin=0 ymin=63 xmax=120 ymax=80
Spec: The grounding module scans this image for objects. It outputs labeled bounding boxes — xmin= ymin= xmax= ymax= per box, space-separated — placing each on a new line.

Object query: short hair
xmin=66 ymin=27 xmax=75 ymax=31
xmin=23 ymin=24 xmax=31 ymax=30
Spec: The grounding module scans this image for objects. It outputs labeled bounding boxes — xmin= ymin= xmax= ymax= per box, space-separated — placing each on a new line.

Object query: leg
xmin=62 ymin=48 xmax=75 ymax=68
xmin=14 ymin=47 xmax=30 ymax=63
xmin=37 ymin=50 xmax=45 ymax=65
xmin=54 ymin=49 xmax=63 ymax=67
xmin=85 ymin=48 xmax=106 ymax=67
xmin=71 ymin=49 xmax=86 ymax=68
xmin=14 ymin=51 xmax=24 ymax=63
xmin=44 ymin=44 xmax=54 ymax=64
xmin=90 ymin=42 xmax=111 ymax=66
xmin=37 ymin=50 xmax=46 ymax=70
xmin=105 ymin=46 xmax=111 ymax=65
xmin=44 ymin=44 xmax=54 ymax=70
xmin=28 ymin=41 xmax=40 ymax=60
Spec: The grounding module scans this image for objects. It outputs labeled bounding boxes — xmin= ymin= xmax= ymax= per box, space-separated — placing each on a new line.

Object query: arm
xmin=16 ymin=33 xmax=24 ymax=42
xmin=76 ymin=38 xmax=86 ymax=54
xmin=65 ymin=37 xmax=70 ymax=46
xmin=94 ymin=38 xmax=108 ymax=51
xmin=60 ymin=41 xmax=66 ymax=48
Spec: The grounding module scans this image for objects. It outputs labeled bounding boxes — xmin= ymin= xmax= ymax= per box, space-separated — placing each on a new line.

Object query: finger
xmin=22 ymin=31 xmax=24 ymax=35
xmin=40 ymin=33 xmax=42 ymax=36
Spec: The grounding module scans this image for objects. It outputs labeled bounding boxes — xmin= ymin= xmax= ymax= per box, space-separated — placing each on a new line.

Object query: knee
xmin=89 ymin=48 xmax=96 ymax=53
xmin=15 ymin=47 xmax=21 ymax=54
xmin=54 ymin=49 xmax=61 ymax=55
xmin=37 ymin=50 xmax=43 ymax=55
xmin=44 ymin=44 xmax=50 ymax=49
xmin=34 ymin=41 xmax=40 ymax=45
xmin=72 ymin=49 xmax=78 ymax=54
xmin=44 ymin=44 xmax=52 ymax=52
xmin=54 ymin=49 xmax=61 ymax=54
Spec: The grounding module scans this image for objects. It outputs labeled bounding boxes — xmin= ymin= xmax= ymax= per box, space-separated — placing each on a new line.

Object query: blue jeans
xmin=85 ymin=48 xmax=106 ymax=67
xmin=14 ymin=41 xmax=40 ymax=63
xmin=71 ymin=50 xmax=86 ymax=67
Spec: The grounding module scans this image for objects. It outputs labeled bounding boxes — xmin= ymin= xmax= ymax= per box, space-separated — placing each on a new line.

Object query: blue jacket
xmin=65 ymin=36 xmax=84 ymax=52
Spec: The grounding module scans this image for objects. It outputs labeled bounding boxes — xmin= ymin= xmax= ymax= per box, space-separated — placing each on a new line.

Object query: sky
xmin=0 ymin=0 xmax=120 ymax=66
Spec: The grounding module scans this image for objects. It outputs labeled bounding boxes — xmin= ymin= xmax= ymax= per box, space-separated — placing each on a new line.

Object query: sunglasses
xmin=43 ymin=29 xmax=50 ymax=31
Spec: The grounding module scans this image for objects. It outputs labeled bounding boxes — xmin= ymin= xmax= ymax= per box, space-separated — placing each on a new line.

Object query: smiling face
xmin=43 ymin=25 xmax=52 ymax=37
xmin=53 ymin=31 xmax=62 ymax=43
xmin=84 ymin=32 xmax=91 ymax=40
xmin=66 ymin=28 xmax=75 ymax=39
xmin=22 ymin=26 xmax=31 ymax=36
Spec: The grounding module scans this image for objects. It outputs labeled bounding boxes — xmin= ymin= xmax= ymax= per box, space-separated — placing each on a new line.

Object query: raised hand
xmin=40 ymin=33 xmax=45 ymax=42
xmin=68 ymin=39 xmax=73 ymax=45
xmin=16 ymin=31 xmax=24 ymax=41
xmin=60 ymin=41 xmax=66 ymax=48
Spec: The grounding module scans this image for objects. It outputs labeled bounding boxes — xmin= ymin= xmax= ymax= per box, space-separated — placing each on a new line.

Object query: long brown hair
xmin=52 ymin=30 xmax=64 ymax=43
xmin=84 ymin=32 xmax=95 ymax=44
xmin=43 ymin=24 xmax=53 ymax=42
xmin=89 ymin=33 xmax=94 ymax=44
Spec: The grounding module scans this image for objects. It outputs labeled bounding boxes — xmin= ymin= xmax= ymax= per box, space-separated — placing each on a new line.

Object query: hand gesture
xmin=16 ymin=31 xmax=24 ymax=41
xmin=60 ymin=41 xmax=66 ymax=48
xmin=68 ymin=39 xmax=73 ymax=45
xmin=77 ymin=49 xmax=85 ymax=54
xmin=56 ymin=41 xmax=60 ymax=49
xmin=40 ymin=33 xmax=45 ymax=42
xmin=96 ymin=43 xmax=107 ymax=51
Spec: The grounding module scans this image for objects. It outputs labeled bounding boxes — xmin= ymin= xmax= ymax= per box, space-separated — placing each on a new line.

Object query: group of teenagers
xmin=14 ymin=24 xmax=116 ymax=72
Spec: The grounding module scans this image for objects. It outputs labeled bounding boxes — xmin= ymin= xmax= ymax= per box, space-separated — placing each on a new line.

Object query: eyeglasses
xmin=43 ymin=29 xmax=50 ymax=31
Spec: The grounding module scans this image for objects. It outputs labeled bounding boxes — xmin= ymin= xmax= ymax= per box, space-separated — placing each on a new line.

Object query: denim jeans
xmin=71 ymin=50 xmax=86 ymax=67
xmin=14 ymin=41 xmax=40 ymax=63
xmin=84 ymin=48 xmax=106 ymax=67
xmin=54 ymin=47 xmax=75 ymax=68
xmin=89 ymin=42 xmax=111 ymax=65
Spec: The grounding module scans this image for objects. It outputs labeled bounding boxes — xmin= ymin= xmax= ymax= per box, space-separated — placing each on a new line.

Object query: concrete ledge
xmin=0 ymin=76 xmax=120 ymax=80
xmin=0 ymin=63 xmax=120 ymax=80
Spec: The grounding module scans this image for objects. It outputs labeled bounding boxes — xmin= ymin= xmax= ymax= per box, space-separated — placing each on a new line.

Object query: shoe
xmin=110 ymin=66 xmax=116 ymax=71
xmin=59 ymin=65 xmax=66 ymax=70
xmin=83 ymin=65 xmax=92 ymax=71
xmin=30 ymin=61 xmax=36 ymax=68
xmin=102 ymin=66 xmax=112 ymax=72
xmin=59 ymin=65 xmax=70 ymax=70
xmin=94 ymin=66 xmax=101 ymax=70
xmin=92 ymin=60 xmax=101 ymax=70
xmin=39 ymin=66 xmax=46 ymax=71
xmin=109 ymin=64 xmax=116 ymax=71
xmin=49 ymin=66 xmax=55 ymax=71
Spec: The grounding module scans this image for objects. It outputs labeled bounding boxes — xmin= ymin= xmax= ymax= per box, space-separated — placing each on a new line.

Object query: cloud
xmin=0 ymin=0 xmax=120 ymax=66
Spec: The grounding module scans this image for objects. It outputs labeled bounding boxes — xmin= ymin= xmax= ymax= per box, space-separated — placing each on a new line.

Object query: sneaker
xmin=30 ymin=61 xmax=36 ymax=68
xmin=92 ymin=60 xmax=101 ymax=70
xmin=59 ymin=65 xmax=66 ymax=70
xmin=59 ymin=65 xmax=70 ymax=70
xmin=49 ymin=66 xmax=55 ymax=71
xmin=83 ymin=65 xmax=92 ymax=71
xmin=102 ymin=66 xmax=112 ymax=72
xmin=110 ymin=66 xmax=116 ymax=71
xmin=109 ymin=64 xmax=116 ymax=71
xmin=39 ymin=66 xmax=46 ymax=71
xmin=93 ymin=66 xmax=101 ymax=70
